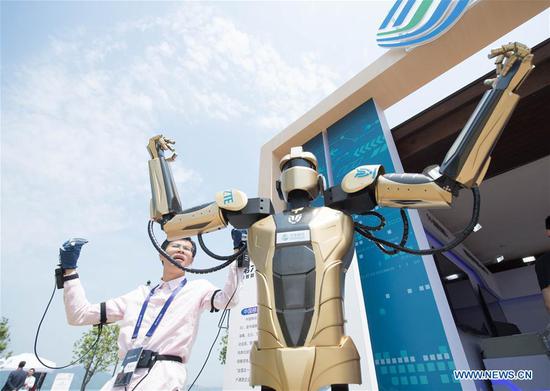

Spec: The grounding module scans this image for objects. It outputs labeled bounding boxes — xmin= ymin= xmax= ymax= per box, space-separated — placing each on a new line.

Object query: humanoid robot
xmin=145 ymin=43 xmax=533 ymax=391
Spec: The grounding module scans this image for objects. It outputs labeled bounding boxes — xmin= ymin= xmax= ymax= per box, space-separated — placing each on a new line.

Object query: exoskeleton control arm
xmin=147 ymin=135 xmax=273 ymax=242
xmin=326 ymin=42 xmax=534 ymax=213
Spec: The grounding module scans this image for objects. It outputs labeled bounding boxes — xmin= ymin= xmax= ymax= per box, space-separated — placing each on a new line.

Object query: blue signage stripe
xmin=377 ymin=0 xmax=451 ymax=42
xmin=379 ymin=0 xmax=404 ymax=30
xmin=379 ymin=0 xmax=469 ymax=48
xmin=393 ymin=0 xmax=416 ymax=27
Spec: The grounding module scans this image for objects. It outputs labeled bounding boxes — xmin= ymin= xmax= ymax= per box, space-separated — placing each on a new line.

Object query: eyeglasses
xmin=168 ymin=243 xmax=194 ymax=253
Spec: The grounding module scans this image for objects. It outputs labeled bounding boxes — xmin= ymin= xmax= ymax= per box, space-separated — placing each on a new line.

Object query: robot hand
xmin=488 ymin=41 xmax=531 ymax=78
xmin=59 ymin=238 xmax=88 ymax=269
xmin=147 ymin=134 xmax=177 ymax=162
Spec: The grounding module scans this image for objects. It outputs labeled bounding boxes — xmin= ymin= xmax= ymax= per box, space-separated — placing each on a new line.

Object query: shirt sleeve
xmin=200 ymin=262 xmax=244 ymax=312
xmin=12 ymin=371 xmax=26 ymax=389
xmin=6 ymin=372 xmax=16 ymax=388
xmin=63 ymin=274 xmax=141 ymax=326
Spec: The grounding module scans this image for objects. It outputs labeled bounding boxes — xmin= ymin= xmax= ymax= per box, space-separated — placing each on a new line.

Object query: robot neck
xmin=286 ymin=190 xmax=312 ymax=210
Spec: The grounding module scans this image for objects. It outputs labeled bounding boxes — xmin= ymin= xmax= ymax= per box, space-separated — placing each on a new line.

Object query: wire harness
xmin=354 ymin=187 xmax=480 ymax=255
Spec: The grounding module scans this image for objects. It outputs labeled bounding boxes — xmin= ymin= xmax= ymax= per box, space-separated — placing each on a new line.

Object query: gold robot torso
xmin=247 ymin=206 xmax=361 ymax=391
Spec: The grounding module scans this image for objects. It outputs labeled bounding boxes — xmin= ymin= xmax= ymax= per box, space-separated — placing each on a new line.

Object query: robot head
xmin=276 ymin=147 xmax=323 ymax=202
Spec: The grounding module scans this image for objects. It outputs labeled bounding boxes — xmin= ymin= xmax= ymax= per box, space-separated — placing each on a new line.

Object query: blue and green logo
xmin=354 ymin=167 xmax=375 ymax=178
xmin=223 ymin=190 xmax=234 ymax=204
xmin=377 ymin=0 xmax=471 ymax=48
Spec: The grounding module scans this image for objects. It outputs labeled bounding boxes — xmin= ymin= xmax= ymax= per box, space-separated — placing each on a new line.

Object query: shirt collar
xmin=159 ymin=274 xmax=187 ymax=290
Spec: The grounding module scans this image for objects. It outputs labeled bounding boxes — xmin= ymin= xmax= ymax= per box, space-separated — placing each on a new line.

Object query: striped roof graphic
xmin=377 ymin=0 xmax=472 ymax=48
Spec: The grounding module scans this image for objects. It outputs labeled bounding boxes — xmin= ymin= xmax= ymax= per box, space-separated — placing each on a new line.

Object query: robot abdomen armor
xmin=247 ymin=206 xmax=361 ymax=390
xmin=273 ymin=243 xmax=316 ymax=347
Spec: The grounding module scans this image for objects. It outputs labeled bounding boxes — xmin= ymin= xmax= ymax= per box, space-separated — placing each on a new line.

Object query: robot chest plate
xmin=248 ymin=206 xmax=353 ymax=269
xmin=247 ymin=207 xmax=352 ymax=347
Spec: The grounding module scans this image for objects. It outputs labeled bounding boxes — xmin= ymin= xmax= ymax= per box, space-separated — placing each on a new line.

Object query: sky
xmin=1 ymin=1 xmax=549 ymax=389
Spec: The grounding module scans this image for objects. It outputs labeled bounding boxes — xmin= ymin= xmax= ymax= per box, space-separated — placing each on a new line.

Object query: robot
xmin=145 ymin=43 xmax=533 ymax=391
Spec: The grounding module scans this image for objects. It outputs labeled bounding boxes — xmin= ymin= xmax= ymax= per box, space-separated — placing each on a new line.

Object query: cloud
xmin=1 ymin=3 xmax=340 ymax=252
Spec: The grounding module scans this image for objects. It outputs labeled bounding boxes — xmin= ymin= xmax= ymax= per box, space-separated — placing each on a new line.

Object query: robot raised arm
xmin=331 ymin=42 xmax=534 ymax=213
xmin=147 ymin=135 xmax=272 ymax=241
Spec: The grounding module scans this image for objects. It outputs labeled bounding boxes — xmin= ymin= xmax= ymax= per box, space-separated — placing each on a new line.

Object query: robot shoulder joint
xmin=341 ymin=165 xmax=384 ymax=194
xmin=215 ymin=189 xmax=248 ymax=211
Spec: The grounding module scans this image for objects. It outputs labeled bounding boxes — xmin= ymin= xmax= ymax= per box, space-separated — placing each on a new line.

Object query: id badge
xmin=114 ymin=347 xmax=143 ymax=387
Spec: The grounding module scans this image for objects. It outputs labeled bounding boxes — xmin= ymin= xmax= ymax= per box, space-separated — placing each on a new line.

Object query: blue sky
xmin=0 ymin=1 xmax=389 ymax=387
xmin=1 ymin=1 xmax=548 ymax=388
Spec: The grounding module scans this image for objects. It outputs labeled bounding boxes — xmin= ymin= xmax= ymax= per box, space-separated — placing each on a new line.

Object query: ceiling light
xmin=445 ymin=274 xmax=460 ymax=281
xmin=496 ymin=255 xmax=504 ymax=263
xmin=522 ymin=256 xmax=536 ymax=263
xmin=473 ymin=223 xmax=482 ymax=232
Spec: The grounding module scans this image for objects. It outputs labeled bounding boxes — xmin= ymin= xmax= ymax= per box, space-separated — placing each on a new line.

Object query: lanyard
xmin=132 ymin=278 xmax=187 ymax=340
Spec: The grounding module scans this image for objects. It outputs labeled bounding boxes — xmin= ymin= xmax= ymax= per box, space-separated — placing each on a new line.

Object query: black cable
xmin=130 ymin=368 xmax=150 ymax=391
xmin=355 ymin=187 xmax=480 ymax=255
xmin=34 ymin=278 xmax=103 ymax=369
xmin=371 ymin=209 xmax=409 ymax=255
xmin=148 ymin=220 xmax=243 ymax=274
xmin=198 ymin=233 xmax=247 ymax=261
xmin=355 ymin=211 xmax=386 ymax=231
xmin=187 ymin=266 xmax=240 ymax=390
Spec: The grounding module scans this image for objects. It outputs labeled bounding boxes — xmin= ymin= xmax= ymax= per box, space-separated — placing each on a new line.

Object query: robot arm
xmin=161 ymin=191 xmax=246 ymax=241
xmin=147 ymin=135 xmax=182 ymax=221
xmin=329 ymin=42 xmax=534 ymax=212
xmin=147 ymin=135 xmax=273 ymax=241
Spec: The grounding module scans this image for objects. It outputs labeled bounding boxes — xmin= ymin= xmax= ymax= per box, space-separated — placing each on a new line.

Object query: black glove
xmin=231 ymin=229 xmax=247 ymax=249
xmin=59 ymin=238 xmax=88 ymax=269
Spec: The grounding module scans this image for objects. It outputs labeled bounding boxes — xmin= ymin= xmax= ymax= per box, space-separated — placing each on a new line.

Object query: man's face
xmin=161 ymin=239 xmax=194 ymax=271
xmin=28 ymin=369 xmax=34 ymax=375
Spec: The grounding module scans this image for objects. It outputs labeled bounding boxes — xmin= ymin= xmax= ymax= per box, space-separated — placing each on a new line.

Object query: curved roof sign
xmin=377 ymin=0 xmax=472 ymax=48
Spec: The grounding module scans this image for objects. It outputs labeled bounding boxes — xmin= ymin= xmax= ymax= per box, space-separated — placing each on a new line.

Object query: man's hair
xmin=18 ymin=361 xmax=26 ymax=368
xmin=546 ymin=216 xmax=550 ymax=230
xmin=161 ymin=237 xmax=197 ymax=257
xmin=29 ymin=368 xmax=35 ymax=372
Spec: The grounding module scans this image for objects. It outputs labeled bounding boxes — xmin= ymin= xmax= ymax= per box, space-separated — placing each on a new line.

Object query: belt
xmin=137 ymin=350 xmax=183 ymax=369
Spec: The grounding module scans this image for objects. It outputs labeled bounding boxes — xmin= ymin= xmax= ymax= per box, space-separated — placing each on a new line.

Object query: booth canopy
xmin=0 ymin=353 xmax=56 ymax=373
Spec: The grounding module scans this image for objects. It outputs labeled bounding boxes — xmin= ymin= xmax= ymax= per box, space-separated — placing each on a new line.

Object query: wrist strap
xmin=100 ymin=302 xmax=107 ymax=324
xmin=63 ymin=273 xmax=79 ymax=282
xmin=210 ymin=289 xmax=221 ymax=313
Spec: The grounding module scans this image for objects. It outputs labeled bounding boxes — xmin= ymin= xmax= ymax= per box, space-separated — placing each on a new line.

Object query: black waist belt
xmin=137 ymin=350 xmax=183 ymax=369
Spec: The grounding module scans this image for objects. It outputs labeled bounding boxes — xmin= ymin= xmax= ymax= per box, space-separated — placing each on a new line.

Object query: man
xmin=1 ymin=361 xmax=27 ymax=391
xmin=22 ymin=369 xmax=35 ymax=391
xmin=61 ymin=234 xmax=243 ymax=390
xmin=535 ymin=216 xmax=550 ymax=313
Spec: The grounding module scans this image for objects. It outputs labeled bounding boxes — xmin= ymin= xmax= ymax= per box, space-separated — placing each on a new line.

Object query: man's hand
xmin=59 ymin=238 xmax=88 ymax=270
xmin=231 ymin=229 xmax=247 ymax=250
xmin=231 ymin=229 xmax=249 ymax=269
